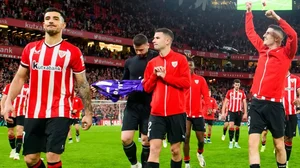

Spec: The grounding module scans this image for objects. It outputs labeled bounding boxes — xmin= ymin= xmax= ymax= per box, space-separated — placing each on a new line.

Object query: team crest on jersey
xmin=291 ymin=79 xmax=296 ymax=83
xmin=58 ymin=50 xmax=67 ymax=58
xmin=171 ymin=61 xmax=178 ymax=68
xmin=195 ymin=80 xmax=199 ymax=84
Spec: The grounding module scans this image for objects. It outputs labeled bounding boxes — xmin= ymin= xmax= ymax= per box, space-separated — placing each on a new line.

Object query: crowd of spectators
xmin=1 ymin=0 xmax=300 ymax=55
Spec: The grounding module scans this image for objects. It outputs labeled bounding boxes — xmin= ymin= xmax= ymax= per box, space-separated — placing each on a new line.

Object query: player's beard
xmin=45 ymin=29 xmax=60 ymax=36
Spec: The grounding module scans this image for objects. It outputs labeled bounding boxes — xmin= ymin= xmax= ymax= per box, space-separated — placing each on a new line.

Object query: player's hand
xmin=242 ymin=114 xmax=247 ymax=121
xmin=155 ymin=66 xmax=166 ymax=78
xmin=72 ymin=109 xmax=77 ymax=114
xmin=207 ymin=108 xmax=212 ymax=115
xmin=81 ymin=114 xmax=93 ymax=130
xmin=3 ymin=100 xmax=15 ymax=124
xmin=246 ymin=2 xmax=252 ymax=12
xmin=293 ymin=98 xmax=300 ymax=106
xmin=90 ymin=86 xmax=97 ymax=93
xmin=221 ymin=113 xmax=226 ymax=121
xmin=265 ymin=10 xmax=280 ymax=21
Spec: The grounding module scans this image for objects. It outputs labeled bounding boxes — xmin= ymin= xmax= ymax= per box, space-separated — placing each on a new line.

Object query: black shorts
xmin=187 ymin=117 xmax=205 ymax=131
xmin=23 ymin=117 xmax=71 ymax=155
xmin=6 ymin=116 xmax=25 ymax=128
xmin=285 ymin=114 xmax=298 ymax=138
xmin=205 ymin=119 xmax=214 ymax=126
xmin=121 ymin=103 xmax=150 ymax=135
xmin=148 ymin=113 xmax=186 ymax=144
xmin=70 ymin=119 xmax=80 ymax=125
xmin=228 ymin=111 xmax=242 ymax=126
xmin=248 ymin=98 xmax=285 ymax=138
xmin=224 ymin=115 xmax=229 ymax=122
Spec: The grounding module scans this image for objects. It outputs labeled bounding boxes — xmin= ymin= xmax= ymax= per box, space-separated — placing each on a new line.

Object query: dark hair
xmin=268 ymin=24 xmax=286 ymax=39
xmin=233 ymin=79 xmax=241 ymax=84
xmin=133 ymin=34 xmax=148 ymax=46
xmin=44 ymin=7 xmax=66 ymax=22
xmin=155 ymin=28 xmax=174 ymax=41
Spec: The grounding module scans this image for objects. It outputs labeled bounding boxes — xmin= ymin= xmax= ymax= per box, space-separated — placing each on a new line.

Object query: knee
xmin=46 ymin=152 xmax=60 ymax=162
xmin=274 ymin=141 xmax=285 ymax=151
xmin=24 ymin=154 xmax=40 ymax=166
xmin=170 ymin=145 xmax=181 ymax=156
xmin=141 ymin=137 xmax=149 ymax=146
xmin=121 ymin=136 xmax=133 ymax=146
xmin=8 ymin=129 xmax=14 ymax=136
xmin=16 ymin=127 xmax=24 ymax=136
xmin=150 ymin=143 xmax=161 ymax=155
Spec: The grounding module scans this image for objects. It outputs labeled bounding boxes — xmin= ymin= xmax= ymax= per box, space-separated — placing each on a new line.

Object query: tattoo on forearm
xmin=78 ymin=81 xmax=93 ymax=115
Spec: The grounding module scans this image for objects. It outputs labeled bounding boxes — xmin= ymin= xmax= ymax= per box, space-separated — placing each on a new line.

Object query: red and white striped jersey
xmin=20 ymin=39 xmax=85 ymax=118
xmin=2 ymin=83 xmax=29 ymax=117
xmin=225 ymin=89 xmax=246 ymax=112
xmin=283 ymin=74 xmax=300 ymax=115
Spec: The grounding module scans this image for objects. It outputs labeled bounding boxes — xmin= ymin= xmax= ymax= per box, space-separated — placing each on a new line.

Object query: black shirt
xmin=122 ymin=49 xmax=158 ymax=105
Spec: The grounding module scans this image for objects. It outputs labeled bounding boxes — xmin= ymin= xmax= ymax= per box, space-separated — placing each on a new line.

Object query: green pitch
xmin=237 ymin=0 xmax=292 ymax=11
xmin=0 ymin=126 xmax=300 ymax=168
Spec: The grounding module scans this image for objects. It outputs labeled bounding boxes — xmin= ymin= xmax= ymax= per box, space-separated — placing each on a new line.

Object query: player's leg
xmin=207 ymin=120 xmax=213 ymax=143
xmin=268 ymin=101 xmax=286 ymax=167
xmin=67 ymin=120 xmax=73 ymax=143
xmin=23 ymin=118 xmax=46 ymax=167
xmin=74 ymin=120 xmax=80 ymax=142
xmin=248 ymin=99 xmax=266 ymax=168
xmin=45 ymin=118 xmax=71 ymax=168
xmin=234 ymin=112 xmax=242 ymax=148
xmin=284 ymin=114 xmax=297 ymax=167
xmin=139 ymin=106 xmax=150 ymax=168
xmin=7 ymin=117 xmax=16 ymax=158
xmin=121 ymin=104 xmax=140 ymax=167
xmin=14 ymin=116 xmax=25 ymax=160
xmin=183 ymin=118 xmax=192 ymax=167
xmin=194 ymin=117 xmax=206 ymax=167
xmin=228 ymin=112 xmax=235 ymax=148
xmin=260 ymin=129 xmax=268 ymax=152
xmin=222 ymin=116 xmax=229 ymax=141
xmin=168 ymin=113 xmax=186 ymax=168
xmin=147 ymin=115 xmax=166 ymax=168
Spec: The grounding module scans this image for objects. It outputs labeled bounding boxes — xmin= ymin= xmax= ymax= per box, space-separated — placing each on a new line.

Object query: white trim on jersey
xmin=59 ymin=49 xmax=71 ymax=117
xmin=33 ymin=44 xmax=47 ymax=118
xmin=46 ymin=45 xmax=60 ymax=118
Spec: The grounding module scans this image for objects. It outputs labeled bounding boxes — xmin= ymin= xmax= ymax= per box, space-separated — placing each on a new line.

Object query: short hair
xmin=268 ymin=24 xmax=286 ymax=39
xmin=155 ymin=28 xmax=174 ymax=41
xmin=44 ymin=7 xmax=66 ymax=22
xmin=133 ymin=34 xmax=148 ymax=46
xmin=233 ymin=79 xmax=241 ymax=84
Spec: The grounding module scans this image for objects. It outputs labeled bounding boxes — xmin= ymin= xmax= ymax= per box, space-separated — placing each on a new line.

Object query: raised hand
xmin=265 ymin=10 xmax=280 ymax=21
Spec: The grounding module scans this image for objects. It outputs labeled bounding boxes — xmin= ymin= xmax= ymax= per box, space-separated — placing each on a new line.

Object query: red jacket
xmin=245 ymin=12 xmax=298 ymax=101
xmin=143 ymin=50 xmax=190 ymax=116
xmin=203 ymin=97 xmax=218 ymax=120
xmin=185 ymin=74 xmax=210 ymax=118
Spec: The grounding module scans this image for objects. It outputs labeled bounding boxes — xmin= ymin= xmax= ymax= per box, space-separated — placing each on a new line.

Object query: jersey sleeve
xmin=71 ymin=47 xmax=86 ymax=74
xmin=296 ymin=76 xmax=300 ymax=89
xmin=20 ymin=44 xmax=31 ymax=68
xmin=225 ymin=90 xmax=230 ymax=99
xmin=242 ymin=91 xmax=246 ymax=100
xmin=2 ymin=84 xmax=10 ymax=95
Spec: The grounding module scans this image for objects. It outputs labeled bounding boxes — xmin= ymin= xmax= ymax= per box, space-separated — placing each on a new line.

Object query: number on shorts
xmin=147 ymin=121 xmax=152 ymax=137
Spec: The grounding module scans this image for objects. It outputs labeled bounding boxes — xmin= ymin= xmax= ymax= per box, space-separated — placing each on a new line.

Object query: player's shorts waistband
xmin=187 ymin=115 xmax=203 ymax=118
xmin=253 ymin=94 xmax=282 ymax=103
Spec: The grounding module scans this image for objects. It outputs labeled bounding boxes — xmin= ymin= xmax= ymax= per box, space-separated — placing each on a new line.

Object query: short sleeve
xmin=71 ymin=47 xmax=85 ymax=74
xmin=2 ymin=84 xmax=10 ymax=95
xmin=20 ymin=44 xmax=31 ymax=68
xmin=225 ymin=91 xmax=230 ymax=99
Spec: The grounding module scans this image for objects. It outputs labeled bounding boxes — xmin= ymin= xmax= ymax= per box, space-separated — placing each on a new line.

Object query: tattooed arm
xmin=75 ymin=72 xmax=93 ymax=116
